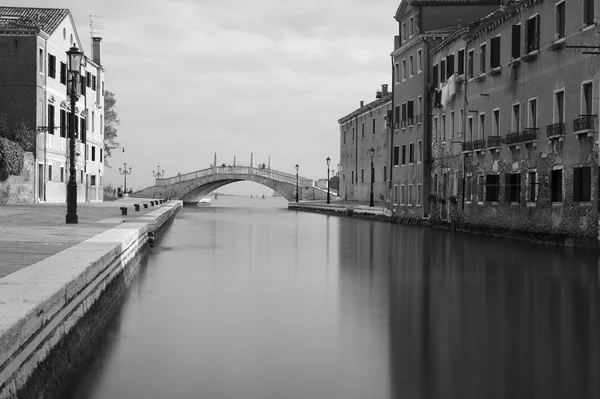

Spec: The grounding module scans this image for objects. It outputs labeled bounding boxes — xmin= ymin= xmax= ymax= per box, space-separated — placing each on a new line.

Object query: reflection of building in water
xmin=388 ymin=226 xmax=600 ymax=399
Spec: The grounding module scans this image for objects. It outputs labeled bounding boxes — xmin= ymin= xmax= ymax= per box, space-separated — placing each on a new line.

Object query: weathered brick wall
xmin=0 ymin=152 xmax=34 ymax=203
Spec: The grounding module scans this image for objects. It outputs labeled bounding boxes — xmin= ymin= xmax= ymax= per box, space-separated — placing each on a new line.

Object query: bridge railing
xmin=156 ymin=166 xmax=314 ymax=187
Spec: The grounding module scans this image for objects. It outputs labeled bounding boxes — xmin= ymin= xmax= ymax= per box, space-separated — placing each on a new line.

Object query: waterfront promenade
xmin=0 ymin=198 xmax=167 ymax=279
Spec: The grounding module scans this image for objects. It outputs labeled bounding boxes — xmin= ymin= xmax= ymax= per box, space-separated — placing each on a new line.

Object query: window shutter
xmin=583 ymin=167 xmax=591 ymax=201
xmin=534 ymin=15 xmax=540 ymax=51
xmin=574 ymin=168 xmax=582 ymax=201
xmin=512 ymin=25 xmax=520 ymax=58
xmin=524 ymin=19 xmax=529 ymax=53
xmin=505 ymin=174 xmax=511 ymax=202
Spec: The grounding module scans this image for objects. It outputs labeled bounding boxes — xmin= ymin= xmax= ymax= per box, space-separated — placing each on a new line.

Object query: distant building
xmin=0 ymin=7 xmax=105 ymax=203
xmin=338 ymin=85 xmax=392 ymax=202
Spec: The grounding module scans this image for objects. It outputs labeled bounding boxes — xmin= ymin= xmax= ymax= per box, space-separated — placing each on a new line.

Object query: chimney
xmin=91 ymin=37 xmax=102 ymax=66
xmin=360 ymin=100 xmax=364 ymax=108
xmin=382 ymin=84 xmax=388 ymax=96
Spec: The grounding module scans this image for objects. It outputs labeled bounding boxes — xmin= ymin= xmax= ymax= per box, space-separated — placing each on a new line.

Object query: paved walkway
xmin=0 ymin=198 xmax=168 ymax=279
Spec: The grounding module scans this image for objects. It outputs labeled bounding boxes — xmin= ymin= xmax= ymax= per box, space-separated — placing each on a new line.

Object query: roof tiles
xmin=0 ymin=7 xmax=69 ymax=35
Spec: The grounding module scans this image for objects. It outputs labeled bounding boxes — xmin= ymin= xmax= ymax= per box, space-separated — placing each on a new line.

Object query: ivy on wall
xmin=0 ymin=137 xmax=24 ymax=181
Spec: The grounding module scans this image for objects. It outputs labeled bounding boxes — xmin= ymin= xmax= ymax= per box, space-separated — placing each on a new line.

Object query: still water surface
xmin=68 ymin=196 xmax=600 ymax=399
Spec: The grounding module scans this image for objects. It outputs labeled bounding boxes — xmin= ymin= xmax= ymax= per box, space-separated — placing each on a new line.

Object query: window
xmin=100 ymin=115 xmax=103 ymax=135
xmin=441 ymin=59 xmax=446 ymax=83
xmin=402 ymin=59 xmax=407 ymax=80
xmin=479 ymin=113 xmax=485 ymax=140
xmin=526 ymin=15 xmax=540 ymax=53
xmin=527 ymin=171 xmax=537 ymax=202
xmin=573 ymin=166 xmax=592 ymax=202
xmin=60 ymin=166 xmax=64 ymax=183
xmin=402 ymin=102 xmax=407 ymax=124
xmin=48 ymin=54 xmax=56 ymax=78
xmin=80 ymin=76 xmax=85 ymax=95
xmin=351 ymin=171 xmax=355 ymax=184
xmin=468 ymin=116 xmax=474 ymax=141
xmin=48 ymin=104 xmax=55 ymax=135
xmin=394 ymin=106 xmax=400 ymax=126
xmin=433 ymin=116 xmax=438 ymax=141
xmin=91 ymin=146 xmax=96 ymax=161
xmin=395 ymin=63 xmax=400 ymax=83
xmin=409 ymin=55 xmax=414 ymax=76
xmin=486 ymin=175 xmax=499 ymax=202
xmin=81 ymin=170 xmax=84 ymax=184
xmin=477 ymin=175 xmax=485 ymax=201
xmin=383 ymin=166 xmax=387 ymax=182
xmin=48 ymin=164 xmax=53 ymax=181
xmin=512 ymin=24 xmax=521 ymax=59
xmin=401 ymin=144 xmax=406 ymax=165
xmin=80 ymin=118 xmax=85 ymax=140
xmin=505 ymin=173 xmax=521 ymax=203
xmin=555 ymin=90 xmax=565 ymax=123
xmin=408 ymin=185 xmax=413 ymax=205
xmin=409 ymin=142 xmax=414 ymax=163
xmin=467 ymin=50 xmax=474 ymax=78
xmin=528 ymin=98 xmax=538 ymax=128
xmin=434 ymin=174 xmax=438 ymax=194
xmin=343 ymin=131 xmax=346 ymax=144
xmin=401 ymin=185 xmax=406 ymax=205
xmin=493 ymin=109 xmax=500 ymax=136
xmin=417 ymin=184 xmax=422 ymax=205
xmin=556 ymin=1 xmax=565 ymax=39
xmin=465 ymin=176 xmax=472 ymax=202
xmin=418 ymin=140 xmax=422 ymax=163
xmin=92 ymin=75 xmax=97 ymax=91
xmin=60 ymin=62 xmax=67 ymax=85
xmin=490 ymin=36 xmax=501 ymax=68
xmin=394 ymin=185 xmax=398 ymax=205
xmin=74 ymin=115 xmax=79 ymax=138
xmin=60 ymin=110 xmax=66 ymax=137
xmin=584 ymin=0 xmax=595 ymax=26
xmin=38 ymin=48 xmax=44 ymax=73
xmin=583 ymin=82 xmax=593 ymax=116
xmin=450 ymin=111 xmax=455 ymax=138
xmin=91 ymin=175 xmax=96 ymax=187
xmin=361 ymin=122 xmax=364 ymax=139
xmin=352 ymin=127 xmax=355 ymax=142
xmin=512 ymin=103 xmax=521 ymax=132
xmin=433 ymin=64 xmax=439 ymax=87
xmin=86 ymin=72 xmax=92 ymax=88
xmin=409 ymin=17 xmax=414 ymax=37
xmin=417 ymin=49 xmax=422 ymax=72
xmin=100 ymin=149 xmax=103 ymax=162
xmin=361 ymin=168 xmax=364 ymax=184
xmin=458 ymin=49 xmax=465 ymax=75
xmin=441 ymin=114 xmax=446 ymax=141
xmin=447 ymin=54 xmax=455 ymax=77
xmin=408 ymin=100 xmax=414 ymax=124
xmin=551 ymin=169 xmax=563 ymax=202
xmin=402 ymin=22 xmax=407 ymax=41
xmin=417 ymin=96 xmax=423 ymax=123
xmin=393 ymin=146 xmax=400 ymax=166
xmin=372 ymin=118 xmax=376 ymax=135
xmin=480 ymin=43 xmax=487 ymax=72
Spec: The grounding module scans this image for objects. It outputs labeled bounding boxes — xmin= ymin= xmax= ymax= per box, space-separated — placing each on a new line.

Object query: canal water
xmin=67 ymin=196 xmax=600 ymax=399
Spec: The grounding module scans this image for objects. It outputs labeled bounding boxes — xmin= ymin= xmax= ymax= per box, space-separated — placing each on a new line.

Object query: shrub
xmin=0 ymin=137 xmax=24 ymax=180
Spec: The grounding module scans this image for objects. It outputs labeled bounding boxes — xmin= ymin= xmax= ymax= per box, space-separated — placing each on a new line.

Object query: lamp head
xmin=326 ymin=157 xmax=331 ymax=166
xmin=369 ymin=147 xmax=375 ymax=159
xmin=295 ymin=164 xmax=299 ymax=172
xmin=67 ymin=45 xmax=84 ymax=74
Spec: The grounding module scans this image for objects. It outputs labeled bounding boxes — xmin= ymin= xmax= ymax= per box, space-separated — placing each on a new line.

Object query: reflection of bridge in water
xmin=132 ymin=164 xmax=331 ymax=204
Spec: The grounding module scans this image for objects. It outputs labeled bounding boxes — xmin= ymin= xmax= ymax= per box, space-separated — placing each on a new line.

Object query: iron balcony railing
xmin=505 ymin=132 xmax=521 ymax=145
xmin=487 ymin=136 xmax=503 ymax=148
xmin=547 ymin=122 xmax=566 ymax=138
xmin=573 ymin=115 xmax=595 ymax=132
xmin=473 ymin=139 xmax=486 ymax=150
xmin=462 ymin=141 xmax=474 ymax=152
xmin=521 ymin=127 xmax=539 ymax=141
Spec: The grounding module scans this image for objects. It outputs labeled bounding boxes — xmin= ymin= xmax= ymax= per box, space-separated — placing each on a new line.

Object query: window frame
xmin=555 ymin=0 xmax=566 ymax=40
xmin=528 ymin=97 xmax=538 ymax=128
xmin=512 ymin=102 xmax=521 ymax=133
xmin=581 ymin=80 xmax=594 ymax=116
xmin=551 ymin=167 xmax=563 ymax=203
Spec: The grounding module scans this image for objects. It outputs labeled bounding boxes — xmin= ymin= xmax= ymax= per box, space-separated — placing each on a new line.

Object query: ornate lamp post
xmin=369 ymin=147 xmax=375 ymax=207
xmin=326 ymin=157 xmax=331 ymax=204
xmin=119 ymin=163 xmax=132 ymax=195
xmin=65 ymin=44 xmax=84 ymax=224
xmin=295 ymin=164 xmax=299 ymax=202
xmin=153 ymin=165 xmax=164 ymax=178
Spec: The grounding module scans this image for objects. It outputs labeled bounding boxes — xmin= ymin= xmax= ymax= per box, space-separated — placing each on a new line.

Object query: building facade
xmin=429 ymin=0 xmax=600 ymax=247
xmin=338 ymin=85 xmax=392 ymax=202
xmin=0 ymin=7 xmax=105 ymax=203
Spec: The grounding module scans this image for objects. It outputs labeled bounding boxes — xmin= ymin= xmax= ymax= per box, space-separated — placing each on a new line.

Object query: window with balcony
xmin=555 ymin=90 xmax=565 ymax=124
xmin=556 ymin=1 xmax=566 ymax=40
xmin=490 ymin=36 xmax=501 ymax=68
xmin=551 ymin=169 xmax=563 ymax=202
xmin=573 ymin=166 xmax=591 ymax=202
xmin=512 ymin=24 xmax=521 ymax=59
xmin=486 ymin=175 xmax=500 ymax=202
xmin=576 ymin=82 xmax=595 ymax=133
xmin=505 ymin=173 xmax=521 ymax=203
xmin=458 ymin=49 xmax=465 ymax=75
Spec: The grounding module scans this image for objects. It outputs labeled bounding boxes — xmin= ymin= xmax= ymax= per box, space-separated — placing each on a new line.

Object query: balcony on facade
xmin=487 ymin=135 xmax=502 ymax=152
xmin=547 ymin=122 xmax=566 ymax=142
xmin=506 ymin=128 xmax=538 ymax=149
xmin=461 ymin=141 xmax=474 ymax=154
xmin=573 ymin=115 xmax=596 ymax=138
xmin=473 ymin=139 xmax=486 ymax=154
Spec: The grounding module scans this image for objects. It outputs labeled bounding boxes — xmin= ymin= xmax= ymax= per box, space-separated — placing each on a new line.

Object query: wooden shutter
xmin=534 ymin=15 xmax=540 ymax=51
xmin=582 ymin=167 xmax=591 ymax=201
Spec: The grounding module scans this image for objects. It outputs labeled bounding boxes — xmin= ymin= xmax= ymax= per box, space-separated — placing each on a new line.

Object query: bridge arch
xmin=132 ymin=166 xmax=328 ymax=204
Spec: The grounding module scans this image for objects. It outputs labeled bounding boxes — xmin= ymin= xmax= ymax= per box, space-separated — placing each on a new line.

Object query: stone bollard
xmin=143 ymin=204 xmax=149 ymax=209
xmin=120 ymin=207 xmax=128 ymax=216
xmin=134 ymin=204 xmax=140 ymax=211
xmin=150 ymin=201 xmax=155 ymax=206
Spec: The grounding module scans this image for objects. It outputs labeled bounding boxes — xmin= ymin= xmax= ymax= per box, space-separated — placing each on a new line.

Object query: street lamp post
xmin=369 ymin=147 xmax=375 ymax=207
xmin=326 ymin=157 xmax=331 ymax=204
xmin=295 ymin=164 xmax=299 ymax=202
xmin=153 ymin=165 xmax=164 ymax=178
xmin=119 ymin=162 xmax=132 ymax=195
xmin=65 ymin=44 xmax=84 ymax=224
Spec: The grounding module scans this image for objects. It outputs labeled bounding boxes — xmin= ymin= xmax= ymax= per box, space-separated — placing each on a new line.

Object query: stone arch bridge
xmin=132 ymin=165 xmax=330 ymax=204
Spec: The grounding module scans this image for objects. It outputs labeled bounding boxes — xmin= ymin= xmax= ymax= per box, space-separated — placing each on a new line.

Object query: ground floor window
xmin=401 ymin=185 xmax=406 ymax=205
xmin=551 ymin=169 xmax=563 ymax=202
xmin=91 ymin=174 xmax=96 ymax=186
xmin=478 ymin=175 xmax=485 ymax=202
xmin=48 ymin=164 xmax=53 ymax=182
xmin=417 ymin=183 xmax=422 ymax=205
xmin=408 ymin=184 xmax=413 ymax=205
xmin=485 ymin=174 xmax=499 ymax=202
xmin=573 ymin=166 xmax=591 ymax=202
xmin=505 ymin=173 xmax=521 ymax=203
xmin=527 ymin=171 xmax=537 ymax=202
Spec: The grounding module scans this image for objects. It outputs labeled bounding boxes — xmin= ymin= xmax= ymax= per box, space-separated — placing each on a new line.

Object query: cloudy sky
xmin=12 ymin=0 xmax=397 ymax=194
